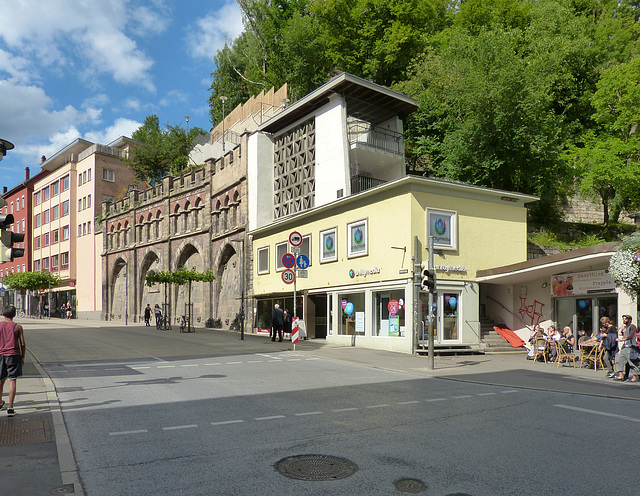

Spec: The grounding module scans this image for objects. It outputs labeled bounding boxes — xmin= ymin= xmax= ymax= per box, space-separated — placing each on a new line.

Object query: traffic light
xmin=0 ymin=214 xmax=25 ymax=262
xmin=420 ymin=261 xmax=436 ymax=292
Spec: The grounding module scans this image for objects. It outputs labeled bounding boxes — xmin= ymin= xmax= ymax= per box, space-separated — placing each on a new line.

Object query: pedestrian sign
xmin=296 ymin=254 xmax=310 ymax=270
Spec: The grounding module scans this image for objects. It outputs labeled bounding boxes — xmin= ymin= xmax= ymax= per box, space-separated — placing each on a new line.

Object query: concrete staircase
xmin=480 ymin=318 xmax=527 ymax=354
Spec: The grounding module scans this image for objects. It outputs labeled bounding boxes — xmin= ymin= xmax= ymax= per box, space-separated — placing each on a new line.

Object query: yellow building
xmin=250 ymin=175 xmax=537 ymax=353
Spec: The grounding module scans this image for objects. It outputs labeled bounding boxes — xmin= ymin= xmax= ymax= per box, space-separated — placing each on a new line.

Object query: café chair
xmin=532 ymin=338 xmax=548 ymax=363
xmin=556 ymin=342 xmax=577 ymax=368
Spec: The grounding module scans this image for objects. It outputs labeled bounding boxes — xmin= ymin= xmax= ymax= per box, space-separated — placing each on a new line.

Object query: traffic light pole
xmin=427 ymin=236 xmax=435 ymax=370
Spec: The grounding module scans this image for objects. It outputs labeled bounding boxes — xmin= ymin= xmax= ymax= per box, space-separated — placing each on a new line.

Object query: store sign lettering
xmin=349 ymin=267 xmax=381 ymax=278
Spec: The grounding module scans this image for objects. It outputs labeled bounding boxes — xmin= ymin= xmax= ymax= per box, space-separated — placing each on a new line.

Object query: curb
xmin=28 ymin=350 xmax=85 ymax=496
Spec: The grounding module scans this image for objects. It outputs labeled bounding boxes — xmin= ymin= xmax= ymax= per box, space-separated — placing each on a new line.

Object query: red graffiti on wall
xmin=519 ymin=297 xmax=545 ymax=327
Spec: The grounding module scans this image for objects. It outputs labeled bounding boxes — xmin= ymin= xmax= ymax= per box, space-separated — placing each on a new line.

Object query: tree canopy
xmin=123 ymin=115 xmax=207 ymax=183
xmin=207 ymin=0 xmax=640 ymax=225
xmin=1 ymin=271 xmax=62 ymax=292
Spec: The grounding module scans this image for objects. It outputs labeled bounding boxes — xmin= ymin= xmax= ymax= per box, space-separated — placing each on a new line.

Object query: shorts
xmin=0 ymin=355 xmax=22 ymax=380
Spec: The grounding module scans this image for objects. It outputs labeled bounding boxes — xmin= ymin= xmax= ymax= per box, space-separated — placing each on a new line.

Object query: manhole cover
xmin=51 ymin=484 xmax=75 ymax=494
xmin=0 ymin=417 xmax=53 ymax=447
xmin=274 ymin=454 xmax=358 ymax=481
xmin=394 ymin=478 xmax=427 ymax=493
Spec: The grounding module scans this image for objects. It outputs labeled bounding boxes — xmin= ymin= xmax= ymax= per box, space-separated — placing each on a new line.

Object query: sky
xmin=0 ymin=0 xmax=244 ymax=190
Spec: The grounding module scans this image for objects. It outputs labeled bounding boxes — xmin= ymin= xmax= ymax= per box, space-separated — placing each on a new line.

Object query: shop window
xmin=338 ymin=292 xmax=365 ymax=335
xmin=257 ymin=247 xmax=269 ymax=274
xmin=441 ymin=292 xmax=460 ymax=341
xmin=374 ymin=290 xmax=405 ymax=337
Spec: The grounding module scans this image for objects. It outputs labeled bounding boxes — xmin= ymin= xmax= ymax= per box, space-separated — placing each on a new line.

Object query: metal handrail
xmin=347 ymin=120 xmax=403 ymax=155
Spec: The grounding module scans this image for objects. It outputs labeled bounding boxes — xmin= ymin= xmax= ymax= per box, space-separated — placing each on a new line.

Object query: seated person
xmin=527 ymin=325 xmax=547 ymax=359
xmin=613 ymin=315 xmax=639 ymax=382
xmin=547 ymin=325 xmax=561 ymax=360
xmin=560 ymin=326 xmax=575 ymax=353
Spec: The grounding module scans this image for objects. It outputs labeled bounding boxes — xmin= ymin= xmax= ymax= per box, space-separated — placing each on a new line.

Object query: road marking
xmin=257 ymin=354 xmax=280 ymax=360
xmin=305 ymin=357 xmax=320 ymax=361
xmin=158 ymin=365 xmax=175 ymax=368
xmin=130 ymin=366 xmax=150 ymax=370
xmin=255 ymin=415 xmax=286 ymax=421
xmin=287 ymin=359 xmax=301 ymax=362
xmin=555 ymin=404 xmax=640 ymax=423
xmin=105 ymin=368 xmax=125 ymax=371
xmin=268 ymin=360 xmax=281 ymax=363
xmin=398 ymin=401 xmax=421 ymax=405
xmin=332 ymin=407 xmax=358 ymax=412
xmin=294 ymin=411 xmax=323 ymax=416
xmin=163 ymin=424 xmax=198 ymax=431
xmin=211 ymin=420 xmax=245 ymax=426
xmin=477 ymin=392 xmax=496 ymax=396
xmin=226 ymin=361 xmax=242 ymax=365
xmin=366 ymin=404 xmax=390 ymax=409
xmin=425 ymin=398 xmax=447 ymax=402
xmin=452 ymin=395 xmax=473 ymax=399
xmin=109 ymin=429 xmax=148 ymax=436
xmin=181 ymin=364 xmax=198 ymax=367
xmin=204 ymin=363 xmax=221 ymax=366
xmin=500 ymin=390 xmax=519 ymax=394
xmin=248 ymin=360 xmax=263 ymax=363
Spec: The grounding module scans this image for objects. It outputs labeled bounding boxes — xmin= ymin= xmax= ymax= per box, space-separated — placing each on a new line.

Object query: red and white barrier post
xmin=292 ymin=317 xmax=299 ymax=350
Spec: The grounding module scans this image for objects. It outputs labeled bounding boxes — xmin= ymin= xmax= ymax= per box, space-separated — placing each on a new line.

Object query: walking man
xmin=271 ymin=303 xmax=284 ymax=342
xmin=613 ymin=314 xmax=639 ymax=382
xmin=0 ymin=305 xmax=26 ymax=417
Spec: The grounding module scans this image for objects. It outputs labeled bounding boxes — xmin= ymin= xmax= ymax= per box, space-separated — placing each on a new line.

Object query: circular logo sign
xmin=282 ymin=269 xmax=295 ymax=284
xmin=289 ymin=231 xmax=303 ymax=247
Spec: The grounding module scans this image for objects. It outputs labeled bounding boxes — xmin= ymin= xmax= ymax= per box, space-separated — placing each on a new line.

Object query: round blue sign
xmin=296 ymin=254 xmax=310 ymax=270
xmin=282 ymin=253 xmax=296 ymax=268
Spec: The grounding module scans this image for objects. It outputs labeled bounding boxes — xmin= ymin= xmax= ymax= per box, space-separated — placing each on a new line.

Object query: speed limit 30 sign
xmin=281 ymin=269 xmax=295 ymax=284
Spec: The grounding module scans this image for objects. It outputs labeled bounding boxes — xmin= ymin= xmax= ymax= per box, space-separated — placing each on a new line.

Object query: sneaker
xmin=7 ymin=408 xmax=15 ymax=417
xmin=606 ymin=372 xmax=615 ymax=378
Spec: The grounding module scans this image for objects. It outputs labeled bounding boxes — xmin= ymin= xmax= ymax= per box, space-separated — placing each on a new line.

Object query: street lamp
xmin=220 ymin=96 xmax=227 ymax=152
xmin=115 ymin=260 xmax=128 ymax=326
xmin=185 ymin=115 xmax=190 ymax=133
xmin=230 ymin=237 xmax=245 ymax=340
xmin=0 ymin=138 xmax=14 ymax=162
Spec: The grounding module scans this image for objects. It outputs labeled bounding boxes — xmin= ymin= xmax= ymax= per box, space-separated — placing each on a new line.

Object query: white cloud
xmin=187 ymin=1 xmax=244 ymax=59
xmin=84 ymin=118 xmax=141 ymax=144
xmin=0 ymin=0 xmax=164 ymax=91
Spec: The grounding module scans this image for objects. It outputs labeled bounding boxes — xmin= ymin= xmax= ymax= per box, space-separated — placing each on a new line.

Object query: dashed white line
xmin=130 ymin=366 xmax=150 ymax=370
xmin=555 ymin=404 xmax=640 ymax=423
xmin=500 ymin=390 xmax=519 ymax=394
xmin=287 ymin=359 xmax=301 ymax=362
xmin=366 ymin=404 xmax=390 ymax=409
xmin=425 ymin=398 xmax=447 ymax=402
xmin=332 ymin=407 xmax=358 ymax=412
xmin=158 ymin=365 xmax=175 ymax=368
xmin=105 ymin=368 xmax=125 ymax=371
xmin=294 ymin=411 xmax=323 ymax=416
xmin=255 ymin=415 xmax=286 ymax=421
xmin=109 ymin=429 xmax=148 ymax=436
xmin=452 ymin=395 xmax=473 ymax=399
xmin=211 ymin=420 xmax=245 ymax=426
xmin=304 ymin=357 xmax=320 ymax=361
xmin=204 ymin=363 xmax=221 ymax=366
xmin=477 ymin=392 xmax=496 ymax=396
xmin=162 ymin=424 xmax=198 ymax=431
xmin=226 ymin=361 xmax=242 ymax=365
xmin=248 ymin=360 xmax=263 ymax=363
xmin=398 ymin=401 xmax=420 ymax=405
xmin=181 ymin=364 xmax=198 ymax=368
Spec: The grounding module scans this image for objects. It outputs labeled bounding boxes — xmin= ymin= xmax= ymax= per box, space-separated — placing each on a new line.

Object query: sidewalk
xmin=0 ymin=350 xmax=83 ymax=496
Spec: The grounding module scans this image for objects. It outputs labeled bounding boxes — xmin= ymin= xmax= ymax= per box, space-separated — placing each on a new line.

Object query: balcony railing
xmin=347 ymin=120 xmax=403 ymax=155
xmin=350 ymin=174 xmax=386 ymax=195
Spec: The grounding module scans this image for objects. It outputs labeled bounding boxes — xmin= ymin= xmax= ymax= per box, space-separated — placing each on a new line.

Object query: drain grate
xmin=0 ymin=416 xmax=53 ymax=447
xmin=51 ymin=484 xmax=75 ymax=494
xmin=274 ymin=454 xmax=358 ymax=481
xmin=394 ymin=478 xmax=427 ymax=493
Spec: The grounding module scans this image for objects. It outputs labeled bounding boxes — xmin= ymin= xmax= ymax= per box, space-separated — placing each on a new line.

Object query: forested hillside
xmin=208 ymin=0 xmax=640 ymax=224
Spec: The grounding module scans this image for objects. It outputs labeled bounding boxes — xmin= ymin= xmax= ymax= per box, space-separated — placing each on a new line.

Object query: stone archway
xmin=110 ymin=257 xmax=127 ymax=321
xmin=214 ymin=243 xmax=241 ymax=327
xmin=139 ymin=250 xmax=162 ymax=317
xmin=173 ymin=244 xmax=204 ymax=325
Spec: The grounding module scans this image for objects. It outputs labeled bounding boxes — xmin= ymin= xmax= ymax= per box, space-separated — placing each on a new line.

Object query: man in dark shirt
xmin=271 ymin=304 xmax=284 ymax=342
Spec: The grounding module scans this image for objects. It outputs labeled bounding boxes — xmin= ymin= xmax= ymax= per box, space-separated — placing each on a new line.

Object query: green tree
xmin=146 ymin=268 xmax=215 ymax=332
xmin=571 ymin=57 xmax=640 ymax=225
xmin=124 ymin=115 xmax=206 ymax=182
xmin=2 ymin=271 xmax=62 ymax=317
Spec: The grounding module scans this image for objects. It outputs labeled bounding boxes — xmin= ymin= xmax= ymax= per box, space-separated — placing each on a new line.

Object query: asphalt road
xmin=24 ymin=322 xmax=640 ymax=495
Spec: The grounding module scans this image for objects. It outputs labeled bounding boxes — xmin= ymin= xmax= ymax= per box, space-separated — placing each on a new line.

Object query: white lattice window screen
xmin=273 ymin=119 xmax=316 ymax=219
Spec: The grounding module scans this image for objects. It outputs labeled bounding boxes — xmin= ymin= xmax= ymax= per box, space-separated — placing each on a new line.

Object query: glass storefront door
xmin=555 ymin=295 xmax=617 ymax=338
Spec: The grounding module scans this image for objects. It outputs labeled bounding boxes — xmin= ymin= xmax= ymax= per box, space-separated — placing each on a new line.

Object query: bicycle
xmin=179 ymin=315 xmax=192 ymax=333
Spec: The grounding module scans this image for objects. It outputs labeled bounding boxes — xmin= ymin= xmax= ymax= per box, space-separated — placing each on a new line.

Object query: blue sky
xmin=0 ymin=0 xmax=244 ymax=189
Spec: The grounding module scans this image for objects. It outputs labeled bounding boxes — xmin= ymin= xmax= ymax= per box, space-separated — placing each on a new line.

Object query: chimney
xmin=41 ymin=155 xmax=46 ymax=163
xmin=25 ymin=167 xmax=30 ymax=181
xmin=2 ymin=187 xmax=6 ymax=194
